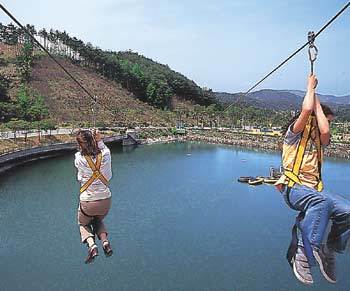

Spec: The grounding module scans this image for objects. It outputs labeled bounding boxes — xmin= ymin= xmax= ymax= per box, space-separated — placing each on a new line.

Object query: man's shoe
xmin=313 ymin=245 xmax=337 ymax=284
xmin=85 ymin=245 xmax=98 ymax=264
xmin=292 ymin=246 xmax=314 ymax=285
xmin=102 ymin=241 xmax=113 ymax=257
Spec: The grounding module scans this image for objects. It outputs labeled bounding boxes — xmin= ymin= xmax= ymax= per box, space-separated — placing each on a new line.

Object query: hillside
xmin=0 ymin=42 xmax=206 ymax=127
xmin=21 ymin=26 xmax=216 ymax=110
xmin=0 ymin=23 xmax=221 ymax=128
xmin=0 ymin=43 xmax=22 ymax=99
xmin=4 ymin=23 xmax=348 ymax=129
xmin=0 ymin=42 xmax=295 ymax=129
xmin=29 ymin=55 xmax=172 ymax=126
xmin=109 ymin=50 xmax=214 ymax=107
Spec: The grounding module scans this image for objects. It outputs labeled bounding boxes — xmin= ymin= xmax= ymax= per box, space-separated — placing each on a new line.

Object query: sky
xmin=1 ymin=0 xmax=349 ymax=96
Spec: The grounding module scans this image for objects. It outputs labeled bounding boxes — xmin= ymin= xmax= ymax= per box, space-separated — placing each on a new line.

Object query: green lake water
xmin=0 ymin=142 xmax=349 ymax=291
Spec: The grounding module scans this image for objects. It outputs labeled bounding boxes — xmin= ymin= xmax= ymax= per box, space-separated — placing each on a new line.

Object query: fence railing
xmin=0 ymin=140 xmax=75 ymax=157
xmin=0 ymin=134 xmax=127 ymax=158
xmin=0 ymin=142 xmax=79 ymax=164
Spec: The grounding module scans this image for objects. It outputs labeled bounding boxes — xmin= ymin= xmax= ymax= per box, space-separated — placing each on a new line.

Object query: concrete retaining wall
xmin=0 ymin=143 xmax=77 ymax=174
xmin=0 ymin=134 xmax=138 ymax=174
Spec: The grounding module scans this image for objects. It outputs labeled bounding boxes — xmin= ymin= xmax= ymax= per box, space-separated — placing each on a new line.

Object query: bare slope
xmin=0 ymin=43 xmax=22 ymax=100
xmin=30 ymin=55 xmax=173 ymax=126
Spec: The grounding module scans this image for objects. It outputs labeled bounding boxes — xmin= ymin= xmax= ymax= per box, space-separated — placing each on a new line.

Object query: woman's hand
xmin=307 ymin=74 xmax=318 ymax=90
xmin=93 ymin=130 xmax=102 ymax=142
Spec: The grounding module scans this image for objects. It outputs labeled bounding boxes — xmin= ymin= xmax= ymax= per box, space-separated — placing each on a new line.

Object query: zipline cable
xmin=223 ymin=1 xmax=350 ymax=113
xmin=92 ymin=96 xmax=97 ymax=128
xmin=0 ymin=3 xmax=98 ymax=105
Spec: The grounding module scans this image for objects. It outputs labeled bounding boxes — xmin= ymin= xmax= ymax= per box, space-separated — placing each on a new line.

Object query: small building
xmin=342 ymin=133 xmax=350 ymax=142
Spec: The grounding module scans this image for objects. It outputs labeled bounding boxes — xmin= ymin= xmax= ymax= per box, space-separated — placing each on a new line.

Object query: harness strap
xmin=284 ymin=171 xmax=302 ymax=185
xmin=286 ymin=216 xmax=299 ymax=268
xmin=80 ymin=153 xmax=109 ymax=194
xmin=315 ymin=127 xmax=324 ymax=192
xmin=283 ymin=116 xmax=323 ymax=192
xmin=286 ymin=116 xmax=312 ymax=188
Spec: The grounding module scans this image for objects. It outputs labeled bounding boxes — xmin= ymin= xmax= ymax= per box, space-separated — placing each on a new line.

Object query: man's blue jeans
xmin=283 ymin=184 xmax=350 ymax=252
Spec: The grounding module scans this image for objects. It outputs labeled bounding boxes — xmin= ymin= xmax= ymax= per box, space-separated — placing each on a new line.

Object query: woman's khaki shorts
xmin=77 ymin=197 xmax=111 ymax=243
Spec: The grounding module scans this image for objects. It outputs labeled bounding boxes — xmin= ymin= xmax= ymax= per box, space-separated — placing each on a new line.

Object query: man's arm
xmin=292 ymin=75 xmax=317 ymax=133
xmin=314 ymin=95 xmax=331 ymax=145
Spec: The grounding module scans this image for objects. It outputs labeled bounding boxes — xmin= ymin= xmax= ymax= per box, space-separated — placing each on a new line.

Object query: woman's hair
xmin=76 ymin=130 xmax=100 ymax=157
xmin=281 ymin=104 xmax=334 ymax=136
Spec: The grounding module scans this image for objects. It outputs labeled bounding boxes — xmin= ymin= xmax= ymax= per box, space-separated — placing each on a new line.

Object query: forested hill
xmin=6 ymin=22 xmax=349 ymax=129
xmin=0 ymin=42 xmax=178 ymax=127
xmin=83 ymin=47 xmax=215 ymax=109
xmin=0 ymin=23 xmax=215 ymax=110
xmin=110 ymin=50 xmax=214 ymax=108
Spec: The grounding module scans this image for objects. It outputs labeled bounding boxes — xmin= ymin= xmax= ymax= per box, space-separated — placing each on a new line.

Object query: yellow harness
xmin=283 ymin=115 xmax=323 ymax=192
xmin=80 ymin=152 xmax=109 ymax=193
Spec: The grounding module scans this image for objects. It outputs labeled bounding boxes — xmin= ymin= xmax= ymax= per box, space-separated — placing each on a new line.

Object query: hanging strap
xmin=286 ymin=211 xmax=316 ymax=268
xmin=80 ymin=153 xmax=109 ymax=193
xmin=315 ymin=126 xmax=324 ymax=192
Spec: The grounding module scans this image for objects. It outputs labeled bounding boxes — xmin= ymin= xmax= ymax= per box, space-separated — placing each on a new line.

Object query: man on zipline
xmin=275 ymin=74 xmax=350 ymax=284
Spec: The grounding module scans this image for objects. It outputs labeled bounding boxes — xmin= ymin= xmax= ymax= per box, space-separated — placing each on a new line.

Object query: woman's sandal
xmin=85 ymin=244 xmax=98 ymax=264
xmin=102 ymin=241 xmax=113 ymax=257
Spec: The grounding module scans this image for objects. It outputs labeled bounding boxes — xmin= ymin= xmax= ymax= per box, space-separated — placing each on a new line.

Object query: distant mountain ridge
xmin=281 ymin=90 xmax=350 ymax=105
xmin=214 ymin=89 xmax=350 ymax=111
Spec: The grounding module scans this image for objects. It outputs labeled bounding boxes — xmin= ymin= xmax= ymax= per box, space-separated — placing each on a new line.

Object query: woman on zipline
xmin=275 ymin=74 xmax=350 ymax=285
xmin=75 ymin=129 xmax=113 ymax=264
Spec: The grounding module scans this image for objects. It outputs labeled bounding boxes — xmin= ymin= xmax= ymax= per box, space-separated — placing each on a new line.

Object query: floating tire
xmin=263 ymin=177 xmax=278 ymax=184
xmin=248 ymin=178 xmax=264 ymax=186
xmin=237 ymin=176 xmax=254 ymax=183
